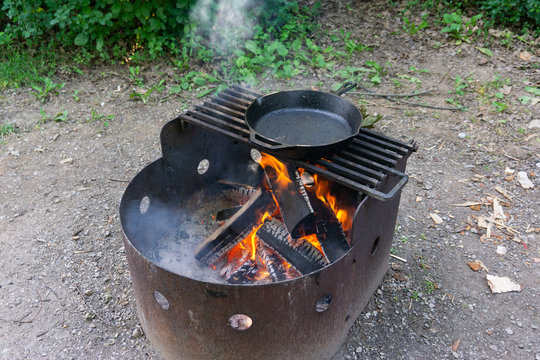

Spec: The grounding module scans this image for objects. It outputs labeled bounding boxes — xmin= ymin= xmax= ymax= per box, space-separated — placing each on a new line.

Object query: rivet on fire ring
xmin=228 ymin=314 xmax=252 ymax=331
xmin=197 ymin=159 xmax=210 ymax=174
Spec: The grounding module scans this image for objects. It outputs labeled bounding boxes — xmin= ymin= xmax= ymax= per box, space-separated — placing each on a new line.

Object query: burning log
xmin=261 ymin=157 xmax=315 ymax=238
xmin=195 ymin=189 xmax=275 ymax=265
xmin=227 ymin=259 xmax=260 ymax=284
xmin=215 ymin=206 xmax=243 ymax=221
xmin=258 ymin=243 xmax=287 ymax=282
xmin=308 ymin=193 xmax=350 ymax=263
xmin=256 ymin=218 xmax=328 ymax=275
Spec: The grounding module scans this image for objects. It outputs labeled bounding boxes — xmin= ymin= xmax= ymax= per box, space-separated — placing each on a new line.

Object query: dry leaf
xmin=519 ymin=51 xmax=532 ymax=61
xmin=501 ymin=85 xmax=512 ymax=95
xmin=416 ymin=196 xmax=423 ymax=202
xmin=496 ymin=246 xmax=507 ymax=255
xmin=467 ymin=260 xmax=488 ymax=272
xmin=505 ymin=167 xmax=515 ymax=175
xmin=429 ymin=213 xmax=443 ymax=224
xmin=451 ymin=338 xmax=461 ymax=352
xmin=517 ymin=171 xmax=534 ymax=189
xmin=470 ymin=204 xmax=482 ymax=211
xmin=467 ymin=261 xmax=482 ymax=271
xmin=486 ymin=274 xmax=521 ymax=293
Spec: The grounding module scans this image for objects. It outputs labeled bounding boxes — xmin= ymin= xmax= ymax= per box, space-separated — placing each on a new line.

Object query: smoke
xmin=188 ymin=0 xmax=262 ymax=55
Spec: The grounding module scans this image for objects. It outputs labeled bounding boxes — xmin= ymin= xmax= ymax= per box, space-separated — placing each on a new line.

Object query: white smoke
xmin=188 ymin=0 xmax=261 ymax=54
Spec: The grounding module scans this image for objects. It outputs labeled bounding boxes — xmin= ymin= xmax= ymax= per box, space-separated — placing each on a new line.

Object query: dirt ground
xmin=1 ymin=1 xmax=539 ymax=359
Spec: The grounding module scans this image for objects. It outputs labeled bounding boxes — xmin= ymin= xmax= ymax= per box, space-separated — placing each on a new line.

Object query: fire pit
xmin=119 ymin=86 xmax=416 ymax=360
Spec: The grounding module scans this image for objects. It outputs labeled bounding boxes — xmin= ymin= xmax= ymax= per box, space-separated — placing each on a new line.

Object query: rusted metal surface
xmin=120 ymin=115 xmax=413 ymax=359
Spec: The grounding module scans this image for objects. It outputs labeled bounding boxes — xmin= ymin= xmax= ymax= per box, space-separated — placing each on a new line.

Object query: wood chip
xmin=486 ymin=274 xmax=521 ymax=293
xmin=451 ymin=338 xmax=461 ymax=352
xmin=492 ymin=198 xmax=506 ymax=220
xmin=517 ymin=171 xmax=534 ymax=189
xmin=451 ymin=201 xmax=484 ymax=207
xmin=429 ymin=213 xmax=443 ymax=224
xmin=494 ymin=186 xmax=513 ymax=201
xmin=60 ymin=158 xmax=73 ymax=164
xmin=532 ymin=258 xmax=540 ymax=263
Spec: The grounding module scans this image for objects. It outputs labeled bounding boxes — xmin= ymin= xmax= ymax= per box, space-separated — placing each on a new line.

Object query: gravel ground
xmin=1 ymin=1 xmax=539 ymax=359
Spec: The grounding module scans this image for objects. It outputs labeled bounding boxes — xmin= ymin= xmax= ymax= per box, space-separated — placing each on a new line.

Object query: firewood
xmin=263 ymin=163 xmax=315 ymax=238
xmin=215 ymin=206 xmax=243 ymax=221
xmin=258 ymin=243 xmax=287 ymax=282
xmin=308 ymin=193 xmax=350 ymax=263
xmin=227 ymin=259 xmax=259 ymax=284
xmin=256 ymin=218 xmax=328 ymax=275
xmin=195 ymin=189 xmax=275 ymax=265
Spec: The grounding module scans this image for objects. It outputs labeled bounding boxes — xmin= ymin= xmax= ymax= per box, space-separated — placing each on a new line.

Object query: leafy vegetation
xmin=0 ymin=121 xmax=15 ymax=143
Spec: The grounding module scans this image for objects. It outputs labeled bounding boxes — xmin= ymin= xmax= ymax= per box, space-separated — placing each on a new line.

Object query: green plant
xmin=72 ymin=89 xmax=80 ymax=101
xmin=424 ymin=279 xmax=436 ymax=294
xmin=38 ymin=108 xmax=68 ymax=124
xmin=30 ymin=77 xmax=65 ymax=103
xmin=441 ymin=12 xmax=483 ymax=43
xmin=0 ymin=121 xmax=15 ymax=143
xmin=402 ymin=14 xmax=429 ymax=35
xmin=87 ymin=109 xmax=114 ymax=127
xmin=401 ymin=235 xmax=409 ymax=243
xmin=128 ymin=66 xmax=143 ymax=86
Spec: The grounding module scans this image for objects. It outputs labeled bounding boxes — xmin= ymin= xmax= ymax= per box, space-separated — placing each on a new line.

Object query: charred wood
xmin=258 ymin=244 xmax=287 ymax=282
xmin=215 ymin=206 xmax=243 ymax=221
xmin=227 ymin=259 xmax=259 ymax=284
xmin=195 ymin=189 xmax=275 ymax=265
xmin=308 ymin=193 xmax=350 ymax=263
xmin=256 ymin=218 xmax=327 ymax=275
xmin=263 ymin=164 xmax=315 ymax=238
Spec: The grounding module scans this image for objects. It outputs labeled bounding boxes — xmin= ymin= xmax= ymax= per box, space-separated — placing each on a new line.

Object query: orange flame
xmin=259 ymin=153 xmax=293 ymax=188
xmin=312 ymin=174 xmax=353 ymax=231
xmin=301 ymin=233 xmax=323 ymax=253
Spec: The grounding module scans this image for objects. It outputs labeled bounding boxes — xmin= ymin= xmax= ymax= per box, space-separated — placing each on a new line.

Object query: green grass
xmin=0 ymin=121 xmax=15 ymax=143
xmin=0 ymin=47 xmax=57 ymax=90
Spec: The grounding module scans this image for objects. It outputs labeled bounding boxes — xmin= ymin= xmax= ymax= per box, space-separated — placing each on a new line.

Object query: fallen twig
xmin=73 ymin=283 xmax=110 ymax=324
xmin=390 ymin=253 xmax=407 ymax=262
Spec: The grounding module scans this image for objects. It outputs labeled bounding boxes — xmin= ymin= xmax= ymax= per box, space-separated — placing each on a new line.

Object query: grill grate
xmin=179 ymin=85 xmax=416 ymax=200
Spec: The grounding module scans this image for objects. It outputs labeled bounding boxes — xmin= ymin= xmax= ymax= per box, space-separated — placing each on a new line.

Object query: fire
xmin=301 ymin=233 xmax=323 ymax=253
xmin=258 ymin=153 xmax=293 ymax=188
xmin=217 ymin=156 xmax=353 ymax=283
xmin=312 ymin=174 xmax=353 ymax=231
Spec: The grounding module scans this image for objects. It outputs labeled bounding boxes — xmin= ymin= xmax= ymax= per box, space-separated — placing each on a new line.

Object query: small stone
xmin=84 ymin=289 xmax=93 ymax=296
xmin=528 ymin=120 xmax=540 ymax=129
xmin=496 ymin=246 xmax=507 ymax=255
xmin=132 ymin=327 xmax=143 ymax=338
xmin=531 ymin=324 xmax=538 ymax=330
xmin=452 ymin=351 xmax=459 ymax=358
xmin=458 ymin=132 xmax=467 ymax=139
xmin=489 ymin=344 xmax=498 ymax=351
xmin=517 ymin=171 xmax=534 ymax=189
xmin=505 ymin=327 xmax=513 ymax=335
xmin=356 ymin=346 xmax=363 ymax=353
xmin=84 ymin=312 xmax=95 ymax=321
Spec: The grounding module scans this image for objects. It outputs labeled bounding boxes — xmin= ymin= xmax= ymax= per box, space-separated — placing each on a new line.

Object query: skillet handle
xmin=335 ymin=81 xmax=357 ymax=96
xmin=249 ymin=131 xmax=290 ymax=151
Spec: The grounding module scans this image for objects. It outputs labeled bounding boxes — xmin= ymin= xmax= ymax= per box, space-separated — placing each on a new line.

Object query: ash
xmin=142 ymin=189 xmax=237 ymax=284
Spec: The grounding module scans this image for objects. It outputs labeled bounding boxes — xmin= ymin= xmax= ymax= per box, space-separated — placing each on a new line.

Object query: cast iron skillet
xmin=245 ymin=82 xmax=361 ymax=159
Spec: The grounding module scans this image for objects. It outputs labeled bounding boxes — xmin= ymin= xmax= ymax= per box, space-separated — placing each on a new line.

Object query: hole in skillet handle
xmin=334 ymin=81 xmax=358 ymax=96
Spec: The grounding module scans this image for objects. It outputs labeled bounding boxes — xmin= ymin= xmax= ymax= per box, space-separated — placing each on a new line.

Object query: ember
xmin=194 ymin=153 xmax=352 ymax=284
